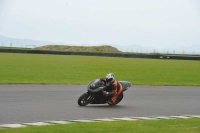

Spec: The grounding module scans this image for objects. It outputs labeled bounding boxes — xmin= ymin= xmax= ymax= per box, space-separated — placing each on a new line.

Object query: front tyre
xmin=78 ymin=93 xmax=91 ymax=106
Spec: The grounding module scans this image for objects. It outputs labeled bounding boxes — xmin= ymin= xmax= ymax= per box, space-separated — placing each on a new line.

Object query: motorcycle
xmin=78 ymin=79 xmax=131 ymax=106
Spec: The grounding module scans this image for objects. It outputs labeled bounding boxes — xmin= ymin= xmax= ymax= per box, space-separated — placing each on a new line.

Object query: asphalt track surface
xmin=0 ymin=85 xmax=200 ymax=124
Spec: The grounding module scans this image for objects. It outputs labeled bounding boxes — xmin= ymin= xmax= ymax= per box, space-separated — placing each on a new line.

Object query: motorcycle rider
xmin=100 ymin=73 xmax=123 ymax=105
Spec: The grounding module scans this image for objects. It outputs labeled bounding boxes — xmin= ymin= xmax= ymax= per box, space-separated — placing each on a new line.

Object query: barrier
xmin=0 ymin=48 xmax=199 ymax=60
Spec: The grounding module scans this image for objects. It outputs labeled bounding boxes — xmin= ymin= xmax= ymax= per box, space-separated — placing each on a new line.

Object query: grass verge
xmin=0 ymin=53 xmax=200 ymax=85
xmin=0 ymin=118 xmax=200 ymax=133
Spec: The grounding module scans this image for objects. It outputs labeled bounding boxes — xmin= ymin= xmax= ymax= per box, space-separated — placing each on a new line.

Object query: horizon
xmin=0 ymin=35 xmax=200 ymax=54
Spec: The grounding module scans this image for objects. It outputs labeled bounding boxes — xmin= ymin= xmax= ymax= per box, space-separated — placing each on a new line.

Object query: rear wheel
xmin=115 ymin=92 xmax=124 ymax=105
xmin=108 ymin=92 xmax=124 ymax=105
xmin=78 ymin=93 xmax=91 ymax=106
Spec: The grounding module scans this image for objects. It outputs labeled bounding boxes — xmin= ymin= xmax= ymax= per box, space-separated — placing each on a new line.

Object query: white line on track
xmin=0 ymin=115 xmax=200 ymax=129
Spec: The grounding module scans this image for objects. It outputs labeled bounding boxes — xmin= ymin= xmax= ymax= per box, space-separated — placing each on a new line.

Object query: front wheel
xmin=78 ymin=93 xmax=91 ymax=106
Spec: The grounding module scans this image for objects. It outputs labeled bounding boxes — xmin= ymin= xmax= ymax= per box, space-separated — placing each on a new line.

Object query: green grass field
xmin=0 ymin=53 xmax=200 ymax=85
xmin=0 ymin=119 xmax=200 ymax=133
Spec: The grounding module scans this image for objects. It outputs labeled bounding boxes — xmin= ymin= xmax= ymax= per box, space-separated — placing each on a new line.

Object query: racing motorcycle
xmin=78 ymin=79 xmax=131 ymax=106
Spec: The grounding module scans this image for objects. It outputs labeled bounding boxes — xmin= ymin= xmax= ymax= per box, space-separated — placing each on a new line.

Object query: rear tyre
xmin=108 ymin=92 xmax=124 ymax=106
xmin=78 ymin=93 xmax=90 ymax=106
xmin=115 ymin=92 xmax=124 ymax=105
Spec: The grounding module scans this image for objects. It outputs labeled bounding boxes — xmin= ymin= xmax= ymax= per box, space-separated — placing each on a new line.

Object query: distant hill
xmin=0 ymin=35 xmax=54 ymax=48
xmin=0 ymin=35 xmax=122 ymax=52
xmin=35 ymin=45 xmax=121 ymax=53
xmin=0 ymin=35 xmax=200 ymax=54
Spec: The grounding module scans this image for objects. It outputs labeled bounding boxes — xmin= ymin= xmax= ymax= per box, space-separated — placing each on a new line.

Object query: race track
xmin=0 ymin=85 xmax=200 ymax=124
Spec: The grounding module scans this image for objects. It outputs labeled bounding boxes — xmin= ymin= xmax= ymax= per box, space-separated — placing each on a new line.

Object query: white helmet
xmin=106 ymin=73 xmax=115 ymax=86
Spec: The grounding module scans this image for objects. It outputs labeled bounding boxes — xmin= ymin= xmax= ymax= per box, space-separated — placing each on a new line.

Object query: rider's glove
xmin=103 ymin=91 xmax=109 ymax=97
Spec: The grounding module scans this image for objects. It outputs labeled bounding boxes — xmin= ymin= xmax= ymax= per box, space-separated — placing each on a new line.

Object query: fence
xmin=0 ymin=47 xmax=200 ymax=60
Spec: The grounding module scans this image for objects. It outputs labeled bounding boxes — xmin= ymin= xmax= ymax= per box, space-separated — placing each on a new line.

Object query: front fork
xmin=86 ymin=92 xmax=94 ymax=103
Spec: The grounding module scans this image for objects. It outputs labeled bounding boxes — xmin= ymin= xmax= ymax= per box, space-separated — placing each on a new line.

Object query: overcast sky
xmin=0 ymin=0 xmax=200 ymax=49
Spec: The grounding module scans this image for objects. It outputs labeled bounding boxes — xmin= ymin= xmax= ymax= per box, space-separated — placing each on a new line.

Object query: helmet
xmin=106 ymin=73 xmax=115 ymax=86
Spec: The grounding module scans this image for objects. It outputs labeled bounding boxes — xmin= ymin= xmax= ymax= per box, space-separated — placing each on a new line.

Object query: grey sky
xmin=0 ymin=0 xmax=200 ymax=49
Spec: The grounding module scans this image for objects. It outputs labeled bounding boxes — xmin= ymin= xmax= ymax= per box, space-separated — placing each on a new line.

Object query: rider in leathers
xmin=100 ymin=73 xmax=123 ymax=105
